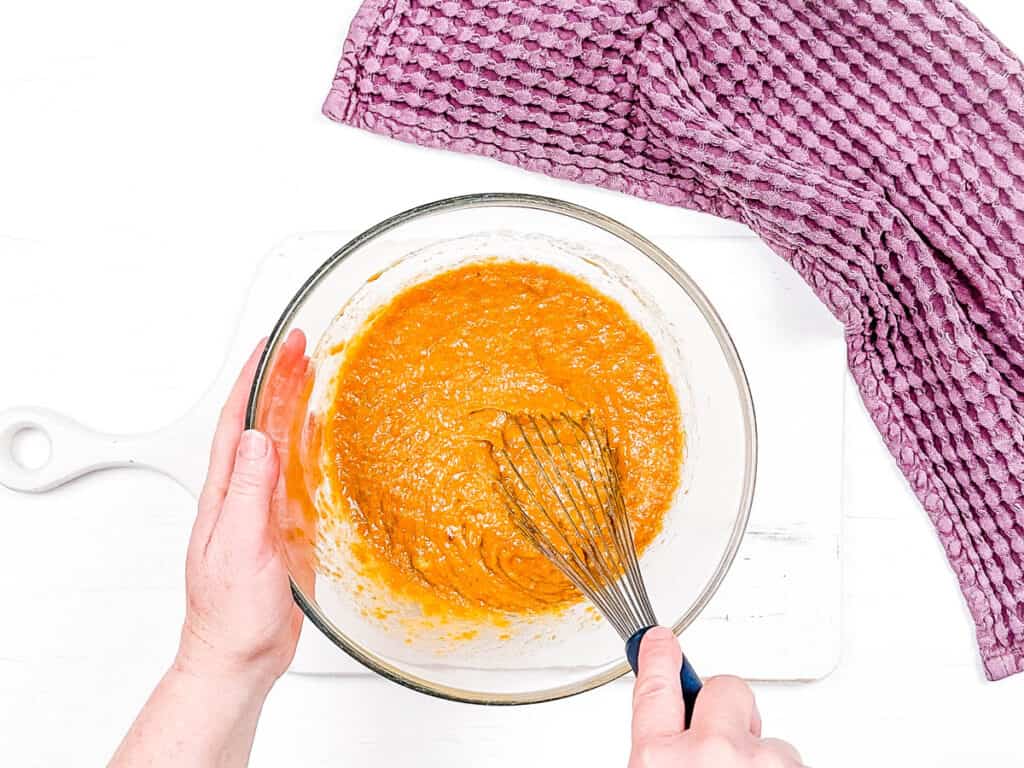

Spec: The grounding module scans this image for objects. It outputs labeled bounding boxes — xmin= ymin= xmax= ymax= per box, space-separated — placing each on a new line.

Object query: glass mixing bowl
xmin=245 ymin=193 xmax=756 ymax=704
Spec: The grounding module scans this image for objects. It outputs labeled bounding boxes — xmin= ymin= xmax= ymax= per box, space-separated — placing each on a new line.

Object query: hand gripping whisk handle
xmin=625 ymin=626 xmax=702 ymax=729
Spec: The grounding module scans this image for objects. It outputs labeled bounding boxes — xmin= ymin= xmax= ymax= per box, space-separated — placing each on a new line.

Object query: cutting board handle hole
xmin=10 ymin=426 xmax=51 ymax=471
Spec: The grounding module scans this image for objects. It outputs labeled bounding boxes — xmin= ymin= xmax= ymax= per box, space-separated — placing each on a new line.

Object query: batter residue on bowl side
xmin=323 ymin=260 xmax=682 ymax=622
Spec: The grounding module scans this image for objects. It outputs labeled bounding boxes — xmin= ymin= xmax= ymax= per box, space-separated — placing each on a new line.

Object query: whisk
xmin=491 ymin=411 xmax=702 ymax=727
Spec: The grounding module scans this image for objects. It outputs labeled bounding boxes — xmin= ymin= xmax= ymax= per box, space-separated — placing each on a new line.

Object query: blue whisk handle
xmin=625 ymin=626 xmax=702 ymax=729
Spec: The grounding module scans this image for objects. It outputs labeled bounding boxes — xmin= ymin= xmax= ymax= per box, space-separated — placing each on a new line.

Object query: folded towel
xmin=324 ymin=0 xmax=1024 ymax=680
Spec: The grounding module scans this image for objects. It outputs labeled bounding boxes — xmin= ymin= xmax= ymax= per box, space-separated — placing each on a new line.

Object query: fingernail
xmin=239 ymin=429 xmax=269 ymax=459
xmin=644 ymin=626 xmax=675 ymax=644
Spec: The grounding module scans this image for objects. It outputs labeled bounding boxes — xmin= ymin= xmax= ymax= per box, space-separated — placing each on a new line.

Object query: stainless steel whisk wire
xmin=490 ymin=410 xmax=702 ymax=727
xmin=495 ymin=413 xmax=657 ymax=639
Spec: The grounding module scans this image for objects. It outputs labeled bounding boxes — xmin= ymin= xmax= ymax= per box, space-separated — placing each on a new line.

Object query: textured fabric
xmin=324 ymin=0 xmax=1024 ymax=680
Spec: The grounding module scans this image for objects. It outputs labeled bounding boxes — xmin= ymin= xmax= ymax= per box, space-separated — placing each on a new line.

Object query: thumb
xmin=631 ymin=626 xmax=685 ymax=744
xmin=216 ymin=430 xmax=279 ymax=555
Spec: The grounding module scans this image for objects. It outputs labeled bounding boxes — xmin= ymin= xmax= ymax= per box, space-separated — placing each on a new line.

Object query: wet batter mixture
xmin=323 ymin=261 xmax=682 ymax=620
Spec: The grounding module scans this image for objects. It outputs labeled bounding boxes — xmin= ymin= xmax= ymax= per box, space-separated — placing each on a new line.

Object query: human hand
xmin=111 ymin=332 xmax=310 ymax=767
xmin=176 ymin=330 xmax=308 ymax=692
xmin=629 ymin=627 xmax=804 ymax=767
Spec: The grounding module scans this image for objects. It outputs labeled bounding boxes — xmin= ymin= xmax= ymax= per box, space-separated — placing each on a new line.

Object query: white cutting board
xmin=0 ymin=232 xmax=844 ymax=681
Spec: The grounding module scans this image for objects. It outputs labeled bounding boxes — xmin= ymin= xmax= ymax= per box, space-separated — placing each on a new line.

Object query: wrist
xmin=174 ymin=624 xmax=279 ymax=701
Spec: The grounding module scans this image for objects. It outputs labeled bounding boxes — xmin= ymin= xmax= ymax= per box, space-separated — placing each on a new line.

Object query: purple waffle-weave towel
xmin=324 ymin=0 xmax=1024 ymax=680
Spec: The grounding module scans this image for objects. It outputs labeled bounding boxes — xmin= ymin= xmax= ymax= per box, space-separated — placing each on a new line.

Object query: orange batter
xmin=323 ymin=261 xmax=682 ymax=620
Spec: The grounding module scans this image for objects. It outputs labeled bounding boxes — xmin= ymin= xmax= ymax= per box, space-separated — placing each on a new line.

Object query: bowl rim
xmin=245 ymin=192 xmax=758 ymax=705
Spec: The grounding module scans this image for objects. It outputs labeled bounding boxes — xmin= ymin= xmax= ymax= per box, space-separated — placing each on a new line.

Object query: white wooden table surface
xmin=1 ymin=1 xmax=1022 ymax=765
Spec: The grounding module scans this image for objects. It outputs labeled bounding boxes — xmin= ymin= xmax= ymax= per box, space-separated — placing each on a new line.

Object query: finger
xmin=211 ymin=429 xmax=280 ymax=562
xmin=262 ymin=329 xmax=309 ymax=446
xmin=761 ymin=738 xmax=803 ymax=766
xmin=690 ymin=675 xmax=759 ymax=737
xmin=750 ymin=692 xmax=763 ymax=737
xmin=197 ymin=339 xmax=268 ymax=522
xmin=631 ymin=626 xmax=685 ymax=743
